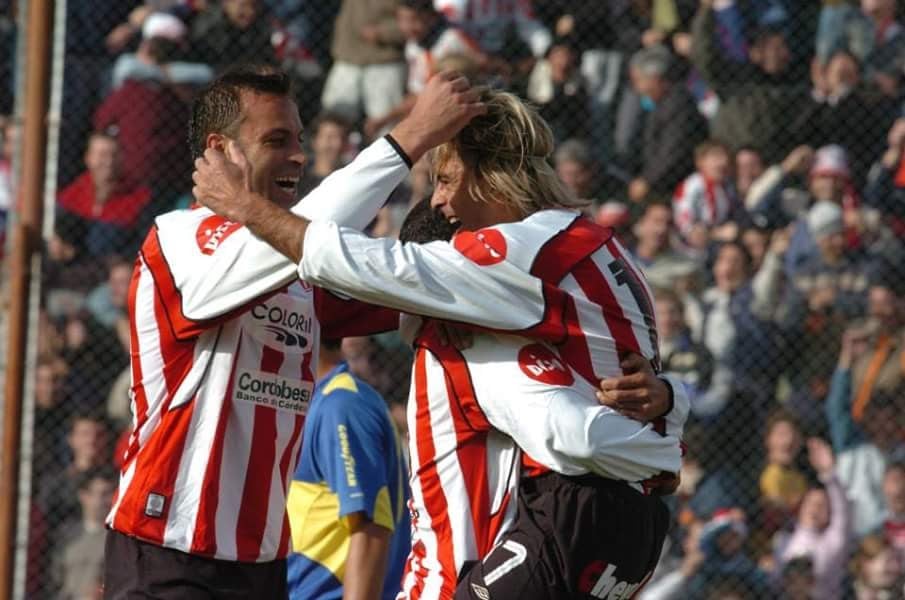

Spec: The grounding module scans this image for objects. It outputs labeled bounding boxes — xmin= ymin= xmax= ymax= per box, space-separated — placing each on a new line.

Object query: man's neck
xmin=94 ymin=179 xmax=113 ymax=205
xmin=317 ymin=357 xmax=340 ymax=381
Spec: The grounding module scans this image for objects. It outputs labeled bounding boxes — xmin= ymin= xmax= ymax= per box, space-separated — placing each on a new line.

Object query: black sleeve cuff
xmin=657 ymin=376 xmax=675 ymax=418
xmin=384 ymin=134 xmax=413 ymax=169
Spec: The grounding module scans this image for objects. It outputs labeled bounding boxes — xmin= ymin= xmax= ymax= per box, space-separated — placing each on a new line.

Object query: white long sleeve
xmin=153 ymin=137 xmax=409 ymax=323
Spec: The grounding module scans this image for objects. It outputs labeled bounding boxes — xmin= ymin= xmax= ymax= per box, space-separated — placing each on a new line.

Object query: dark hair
xmin=750 ymin=25 xmax=786 ymax=48
xmin=75 ymin=466 xmax=117 ymax=491
xmin=716 ymin=240 xmax=753 ymax=271
xmin=322 ymin=338 xmax=343 ymax=353
xmin=309 ymin=111 xmax=352 ymax=138
xmin=399 ymin=198 xmax=459 ymax=244
xmin=399 ymin=0 xmax=436 ymax=13
xmin=188 ymin=65 xmax=291 ymax=159
xmin=144 ymin=37 xmax=182 ymax=64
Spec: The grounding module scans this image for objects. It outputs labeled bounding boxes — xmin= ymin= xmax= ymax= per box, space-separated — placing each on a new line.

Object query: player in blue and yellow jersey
xmin=287 ymin=337 xmax=410 ymax=600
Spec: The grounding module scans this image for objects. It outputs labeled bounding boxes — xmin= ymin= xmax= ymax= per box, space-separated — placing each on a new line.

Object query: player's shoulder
xmin=154 ymin=206 xmax=247 ymax=257
xmin=318 ymin=369 xmax=386 ymax=418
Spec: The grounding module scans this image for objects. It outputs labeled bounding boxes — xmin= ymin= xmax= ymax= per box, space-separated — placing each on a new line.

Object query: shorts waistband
xmin=525 ymin=472 xmax=647 ymax=495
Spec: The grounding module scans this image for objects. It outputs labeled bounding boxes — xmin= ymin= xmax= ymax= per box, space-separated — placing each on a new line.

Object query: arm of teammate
xmin=159 ymin=73 xmax=484 ymax=331
xmin=462 ymin=337 xmax=683 ymax=481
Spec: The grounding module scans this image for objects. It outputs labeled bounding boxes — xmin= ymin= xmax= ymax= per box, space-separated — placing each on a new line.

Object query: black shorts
xmin=456 ymin=473 xmax=669 ymax=600
xmin=103 ymin=529 xmax=288 ymax=599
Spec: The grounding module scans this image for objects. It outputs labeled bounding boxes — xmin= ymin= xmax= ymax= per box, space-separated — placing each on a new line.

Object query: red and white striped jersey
xmin=405 ymin=25 xmax=482 ymax=94
xmin=300 ymin=209 xmax=664 ymax=386
xmin=298 ymin=209 xmax=688 ymax=598
xmin=434 ymin=0 xmax=551 ymax=57
xmin=397 ymin=322 xmax=686 ymax=599
xmin=106 ymin=137 xmax=409 ymax=562
xmin=672 ymin=172 xmax=735 ymax=239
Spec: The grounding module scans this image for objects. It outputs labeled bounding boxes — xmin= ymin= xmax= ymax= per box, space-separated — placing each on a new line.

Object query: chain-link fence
xmin=3 ymin=1 xmax=905 ymax=599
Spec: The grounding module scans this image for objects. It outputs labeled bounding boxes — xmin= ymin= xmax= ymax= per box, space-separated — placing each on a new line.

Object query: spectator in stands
xmin=759 ymin=411 xmax=807 ymax=517
xmin=552 ymin=138 xmax=617 ymax=206
xmin=364 ymin=0 xmax=484 ymax=138
xmin=94 ymin=36 xmax=193 ymax=201
xmin=872 ymin=462 xmax=905 ymax=562
xmin=52 ymin=467 xmax=116 ymax=600
xmin=864 ymin=117 xmax=905 ymax=237
xmin=827 ymin=327 xmax=905 ymax=535
xmin=804 ymin=50 xmax=896 ymax=185
xmin=630 ymin=202 xmax=700 ymax=291
xmin=735 ymin=146 xmax=767 ymax=209
xmin=849 ymin=534 xmax=904 ymax=599
xmin=526 ymin=34 xmax=589 ymax=143
xmin=627 ymin=44 xmax=707 ymax=203
xmin=111 ymin=11 xmax=213 ymax=91
xmin=639 ymin=520 xmax=705 ymax=600
xmin=38 ymin=414 xmax=111 ymax=537
xmin=435 ymin=0 xmax=551 ymax=60
xmin=690 ymin=0 xmax=806 ymax=163
xmin=673 ymin=140 xmax=742 ymax=253
xmin=777 ymin=556 xmax=816 ymax=600
xmin=33 ymin=356 xmax=70 ymax=479
xmin=59 ymin=0 xmax=139 ymax=186
xmin=655 ymin=287 xmax=714 ymax=405
xmin=85 ymin=257 xmax=132 ymax=331
xmin=191 ymin=0 xmax=276 ymax=71
xmin=847 ymin=278 xmax=905 ymax=421
xmin=774 ymin=438 xmax=852 ymax=600
xmin=695 ymin=241 xmax=777 ymax=413
xmin=688 ymin=508 xmax=769 ymax=598
xmin=297 ymin=112 xmax=351 ymax=197
xmin=321 ymin=0 xmax=405 ymax=125
xmin=56 ymin=132 xmax=152 ymax=258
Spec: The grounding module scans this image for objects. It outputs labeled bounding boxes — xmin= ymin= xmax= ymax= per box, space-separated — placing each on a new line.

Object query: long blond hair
xmin=432 ymin=89 xmax=588 ymax=217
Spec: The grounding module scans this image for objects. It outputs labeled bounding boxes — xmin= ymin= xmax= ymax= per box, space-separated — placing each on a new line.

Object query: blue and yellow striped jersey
xmin=287 ymin=362 xmax=410 ymax=600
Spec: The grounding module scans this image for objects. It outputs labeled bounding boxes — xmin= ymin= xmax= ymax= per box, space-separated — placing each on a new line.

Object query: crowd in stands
xmin=1 ymin=1 xmax=905 ymax=598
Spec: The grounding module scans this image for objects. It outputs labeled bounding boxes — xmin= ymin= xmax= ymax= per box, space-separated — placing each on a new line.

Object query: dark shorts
xmin=103 ymin=529 xmax=288 ymax=599
xmin=456 ymin=473 xmax=670 ymax=600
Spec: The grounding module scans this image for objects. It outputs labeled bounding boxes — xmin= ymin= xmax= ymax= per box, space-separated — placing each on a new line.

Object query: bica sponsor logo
xmin=235 ymin=369 xmax=312 ymax=415
xmin=517 ymin=343 xmax=574 ymax=386
xmin=578 ymin=561 xmax=652 ymax=600
xmin=249 ymin=300 xmax=313 ymax=350
xmin=196 ymin=216 xmax=242 ymax=255
xmin=453 ymin=228 xmax=507 ymax=266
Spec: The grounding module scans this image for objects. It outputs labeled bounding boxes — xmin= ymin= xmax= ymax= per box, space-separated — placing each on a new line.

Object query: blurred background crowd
xmin=1 ymin=0 xmax=905 ymax=598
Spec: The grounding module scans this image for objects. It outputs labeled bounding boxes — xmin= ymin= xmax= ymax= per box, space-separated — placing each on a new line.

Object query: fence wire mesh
xmin=2 ymin=1 xmax=905 ymax=599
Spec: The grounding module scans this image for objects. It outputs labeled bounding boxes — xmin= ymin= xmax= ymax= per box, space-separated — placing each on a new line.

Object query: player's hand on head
xmin=192 ymin=140 xmax=256 ymax=223
xmin=596 ymin=353 xmax=671 ymax=422
xmin=390 ymin=71 xmax=487 ymax=161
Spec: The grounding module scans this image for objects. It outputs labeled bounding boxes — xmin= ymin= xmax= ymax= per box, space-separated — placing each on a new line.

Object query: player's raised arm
xmin=191 ymin=71 xmax=487 ymax=263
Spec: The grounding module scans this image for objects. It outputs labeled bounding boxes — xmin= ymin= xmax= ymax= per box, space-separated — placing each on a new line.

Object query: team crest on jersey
xmin=196 ymin=216 xmax=242 ymax=255
xmin=453 ymin=228 xmax=507 ymax=266
xmin=517 ymin=344 xmax=573 ymax=386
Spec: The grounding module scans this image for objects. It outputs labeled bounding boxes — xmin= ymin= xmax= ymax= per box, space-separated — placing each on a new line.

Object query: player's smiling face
xmin=231 ymin=91 xmax=306 ymax=209
xmin=430 ymin=153 xmax=519 ymax=232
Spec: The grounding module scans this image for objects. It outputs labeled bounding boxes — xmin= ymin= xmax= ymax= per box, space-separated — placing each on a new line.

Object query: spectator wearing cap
xmin=526 ymin=34 xmax=590 ymax=144
xmin=626 ymin=44 xmax=707 ymax=203
xmin=111 ymin=12 xmax=213 ymax=90
xmin=190 ymin=0 xmax=277 ymax=72
xmin=690 ymin=1 xmax=808 ymax=164
xmin=95 ymin=18 xmax=194 ymax=199
xmin=320 ymin=0 xmax=405 ymax=125
xmin=56 ymin=132 xmax=152 ymax=258
xmin=774 ymin=438 xmax=852 ymax=600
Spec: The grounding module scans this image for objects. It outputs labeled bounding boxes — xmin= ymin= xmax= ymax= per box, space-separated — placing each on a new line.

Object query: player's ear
xmin=205 ymin=133 xmax=228 ymax=154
